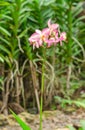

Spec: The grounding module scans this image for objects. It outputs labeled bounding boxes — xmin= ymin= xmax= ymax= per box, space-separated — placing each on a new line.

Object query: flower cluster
xmin=29 ymin=20 xmax=66 ymax=49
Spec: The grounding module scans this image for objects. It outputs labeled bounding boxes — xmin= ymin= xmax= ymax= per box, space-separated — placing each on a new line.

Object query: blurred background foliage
xmin=0 ymin=0 xmax=85 ymax=115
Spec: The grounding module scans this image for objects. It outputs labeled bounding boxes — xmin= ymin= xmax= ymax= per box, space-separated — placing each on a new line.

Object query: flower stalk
xmin=28 ymin=19 xmax=66 ymax=130
xmin=39 ymin=47 xmax=46 ymax=130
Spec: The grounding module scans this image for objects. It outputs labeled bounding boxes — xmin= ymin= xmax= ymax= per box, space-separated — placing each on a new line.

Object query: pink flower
xmin=45 ymin=22 xmax=59 ymax=47
xmin=29 ymin=19 xmax=66 ymax=49
xmin=46 ymin=38 xmax=56 ymax=47
xmin=48 ymin=19 xmax=59 ymax=32
xmin=41 ymin=28 xmax=50 ymax=42
xmin=59 ymin=32 xmax=66 ymax=41
xmin=58 ymin=32 xmax=66 ymax=46
xmin=29 ymin=29 xmax=44 ymax=49
xmin=43 ymin=20 xmax=60 ymax=47
xmin=29 ymin=28 xmax=50 ymax=49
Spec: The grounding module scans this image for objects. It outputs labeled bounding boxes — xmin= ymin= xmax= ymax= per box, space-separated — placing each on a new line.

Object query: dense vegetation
xmin=0 ymin=0 xmax=85 ymax=115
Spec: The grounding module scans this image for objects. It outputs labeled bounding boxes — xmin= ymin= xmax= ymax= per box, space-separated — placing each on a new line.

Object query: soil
xmin=0 ymin=109 xmax=85 ymax=130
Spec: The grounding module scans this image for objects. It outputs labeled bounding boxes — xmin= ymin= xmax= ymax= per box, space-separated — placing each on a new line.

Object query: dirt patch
xmin=0 ymin=109 xmax=85 ymax=130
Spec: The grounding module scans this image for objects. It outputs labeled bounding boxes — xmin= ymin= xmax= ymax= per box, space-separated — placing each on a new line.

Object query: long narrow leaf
xmin=10 ymin=110 xmax=31 ymax=130
xmin=0 ymin=26 xmax=11 ymax=36
xmin=0 ymin=45 xmax=10 ymax=54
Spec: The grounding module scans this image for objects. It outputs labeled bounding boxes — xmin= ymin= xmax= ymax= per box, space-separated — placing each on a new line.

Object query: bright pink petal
xmin=48 ymin=19 xmax=59 ymax=30
xmin=29 ymin=32 xmax=40 ymax=42
xmin=39 ymin=39 xmax=43 ymax=46
xmin=46 ymin=38 xmax=56 ymax=47
xmin=51 ymin=24 xmax=59 ymax=30
xmin=42 ymin=28 xmax=50 ymax=35
xmin=60 ymin=32 xmax=66 ymax=41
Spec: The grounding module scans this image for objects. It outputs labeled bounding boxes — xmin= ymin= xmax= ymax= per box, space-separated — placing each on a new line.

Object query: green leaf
xmin=73 ymin=101 xmax=85 ymax=108
xmin=79 ymin=128 xmax=83 ymax=130
xmin=5 ymin=57 xmax=11 ymax=68
xmin=0 ymin=36 xmax=10 ymax=46
xmin=80 ymin=120 xmax=85 ymax=130
xmin=68 ymin=125 xmax=76 ymax=130
xmin=0 ymin=45 xmax=10 ymax=55
xmin=0 ymin=2 xmax=10 ymax=6
xmin=18 ymin=28 xmax=29 ymax=38
xmin=10 ymin=110 xmax=31 ymax=130
xmin=0 ymin=57 xmax=4 ymax=63
xmin=0 ymin=26 xmax=11 ymax=36
xmin=2 ymin=15 xmax=13 ymax=20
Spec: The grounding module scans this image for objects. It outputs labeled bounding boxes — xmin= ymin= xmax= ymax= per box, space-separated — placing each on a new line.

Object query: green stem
xmin=39 ymin=48 xmax=45 ymax=130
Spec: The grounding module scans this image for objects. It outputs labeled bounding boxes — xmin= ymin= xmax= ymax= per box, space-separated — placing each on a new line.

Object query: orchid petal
xmin=47 ymin=19 xmax=51 ymax=28
xmin=35 ymin=29 xmax=42 ymax=34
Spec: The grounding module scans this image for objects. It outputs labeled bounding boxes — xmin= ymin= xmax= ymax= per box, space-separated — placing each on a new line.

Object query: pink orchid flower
xmin=45 ymin=34 xmax=57 ymax=47
xmin=29 ymin=29 xmax=44 ymax=49
xmin=58 ymin=32 xmax=66 ymax=46
xmin=59 ymin=32 xmax=66 ymax=41
xmin=29 ymin=20 xmax=66 ymax=49
xmin=46 ymin=38 xmax=56 ymax=47
xmin=48 ymin=19 xmax=59 ymax=31
xmin=46 ymin=21 xmax=66 ymax=47
xmin=45 ymin=22 xmax=59 ymax=47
